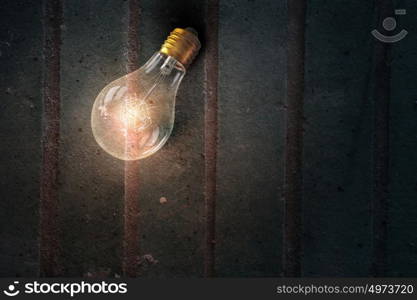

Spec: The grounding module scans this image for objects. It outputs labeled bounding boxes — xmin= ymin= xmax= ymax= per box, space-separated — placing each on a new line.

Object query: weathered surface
xmin=216 ymin=0 xmax=286 ymax=277
xmin=303 ymin=1 xmax=375 ymax=276
xmin=39 ymin=0 xmax=63 ymax=277
xmin=371 ymin=0 xmax=392 ymax=277
xmin=136 ymin=0 xmax=206 ymax=277
xmin=58 ymin=0 xmax=127 ymax=276
xmin=203 ymin=0 xmax=219 ymax=278
xmin=123 ymin=0 xmax=141 ymax=278
xmin=2 ymin=0 xmax=417 ymax=278
xmin=0 ymin=0 xmax=43 ymax=276
xmin=284 ymin=0 xmax=306 ymax=277
xmin=387 ymin=1 xmax=417 ymax=277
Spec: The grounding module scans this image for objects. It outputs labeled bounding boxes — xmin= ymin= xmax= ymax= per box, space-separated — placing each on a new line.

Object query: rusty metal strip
xmin=39 ymin=0 xmax=63 ymax=277
xmin=283 ymin=0 xmax=306 ymax=277
xmin=203 ymin=0 xmax=219 ymax=278
xmin=122 ymin=0 xmax=141 ymax=277
xmin=371 ymin=0 xmax=392 ymax=277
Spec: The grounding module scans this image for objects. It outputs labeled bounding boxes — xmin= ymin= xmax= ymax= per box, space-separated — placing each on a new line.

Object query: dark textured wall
xmin=303 ymin=0 xmax=375 ymax=276
xmin=217 ymin=0 xmax=286 ymax=277
xmin=1 ymin=0 xmax=417 ymax=277
xmin=0 ymin=1 xmax=42 ymax=276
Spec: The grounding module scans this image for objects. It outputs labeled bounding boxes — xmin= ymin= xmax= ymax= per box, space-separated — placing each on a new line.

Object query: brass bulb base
xmin=160 ymin=28 xmax=201 ymax=68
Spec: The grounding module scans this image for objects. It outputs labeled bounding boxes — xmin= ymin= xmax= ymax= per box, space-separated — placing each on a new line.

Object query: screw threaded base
xmin=160 ymin=28 xmax=201 ymax=68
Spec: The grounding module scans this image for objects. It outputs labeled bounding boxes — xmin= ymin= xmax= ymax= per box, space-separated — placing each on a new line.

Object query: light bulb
xmin=91 ymin=28 xmax=200 ymax=160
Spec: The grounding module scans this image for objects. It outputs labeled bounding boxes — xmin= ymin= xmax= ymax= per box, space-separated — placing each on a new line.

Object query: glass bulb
xmin=91 ymin=28 xmax=200 ymax=160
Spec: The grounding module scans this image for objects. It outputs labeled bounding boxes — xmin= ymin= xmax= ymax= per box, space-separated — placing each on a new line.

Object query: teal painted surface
xmin=0 ymin=0 xmax=43 ymax=276
xmin=388 ymin=0 xmax=417 ymax=277
xmin=303 ymin=0 xmax=375 ymax=276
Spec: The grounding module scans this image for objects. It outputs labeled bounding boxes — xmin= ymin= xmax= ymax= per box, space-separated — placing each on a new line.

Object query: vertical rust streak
xmin=127 ymin=0 xmax=140 ymax=74
xmin=39 ymin=0 xmax=63 ymax=277
xmin=283 ymin=0 xmax=306 ymax=277
xmin=204 ymin=0 xmax=219 ymax=278
xmin=123 ymin=0 xmax=141 ymax=277
xmin=371 ymin=0 xmax=392 ymax=277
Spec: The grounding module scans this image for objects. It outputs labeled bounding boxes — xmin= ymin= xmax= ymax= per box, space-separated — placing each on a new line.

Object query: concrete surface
xmin=1 ymin=0 xmax=417 ymax=277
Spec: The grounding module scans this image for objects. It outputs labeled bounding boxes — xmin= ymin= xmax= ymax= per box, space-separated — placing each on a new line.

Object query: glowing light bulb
xmin=91 ymin=28 xmax=200 ymax=160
